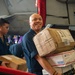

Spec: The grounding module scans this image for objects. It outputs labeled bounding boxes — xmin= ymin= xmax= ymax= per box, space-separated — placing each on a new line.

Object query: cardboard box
xmin=0 ymin=55 xmax=27 ymax=71
xmin=46 ymin=50 xmax=75 ymax=67
xmin=43 ymin=65 xmax=73 ymax=75
xmin=33 ymin=28 xmax=75 ymax=56
xmin=53 ymin=65 xmax=73 ymax=74
xmin=33 ymin=28 xmax=56 ymax=56
xmin=48 ymin=28 xmax=75 ymax=53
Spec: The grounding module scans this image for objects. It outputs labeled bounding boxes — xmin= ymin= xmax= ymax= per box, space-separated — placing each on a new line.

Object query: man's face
xmin=0 ymin=23 xmax=9 ymax=35
xmin=29 ymin=14 xmax=43 ymax=32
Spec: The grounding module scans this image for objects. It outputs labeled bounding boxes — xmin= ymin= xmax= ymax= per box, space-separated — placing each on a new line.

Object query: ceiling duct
xmin=5 ymin=13 xmax=33 ymax=35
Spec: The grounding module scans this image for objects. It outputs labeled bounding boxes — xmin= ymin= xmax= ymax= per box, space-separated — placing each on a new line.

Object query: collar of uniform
xmin=29 ymin=29 xmax=36 ymax=36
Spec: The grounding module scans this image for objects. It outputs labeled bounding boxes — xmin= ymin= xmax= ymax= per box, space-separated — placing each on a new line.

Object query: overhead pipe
xmin=36 ymin=0 xmax=46 ymax=27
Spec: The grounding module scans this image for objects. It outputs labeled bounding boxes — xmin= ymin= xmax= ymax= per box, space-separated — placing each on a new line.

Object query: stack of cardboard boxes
xmin=33 ymin=28 xmax=75 ymax=74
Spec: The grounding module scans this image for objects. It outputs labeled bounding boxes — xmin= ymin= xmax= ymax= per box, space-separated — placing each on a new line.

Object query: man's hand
xmin=1 ymin=61 xmax=10 ymax=67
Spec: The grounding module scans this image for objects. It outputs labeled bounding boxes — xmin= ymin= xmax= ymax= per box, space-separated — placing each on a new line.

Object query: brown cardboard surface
xmin=33 ymin=28 xmax=56 ymax=56
xmin=0 ymin=55 xmax=27 ymax=71
xmin=53 ymin=65 xmax=73 ymax=74
xmin=48 ymin=28 xmax=75 ymax=51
